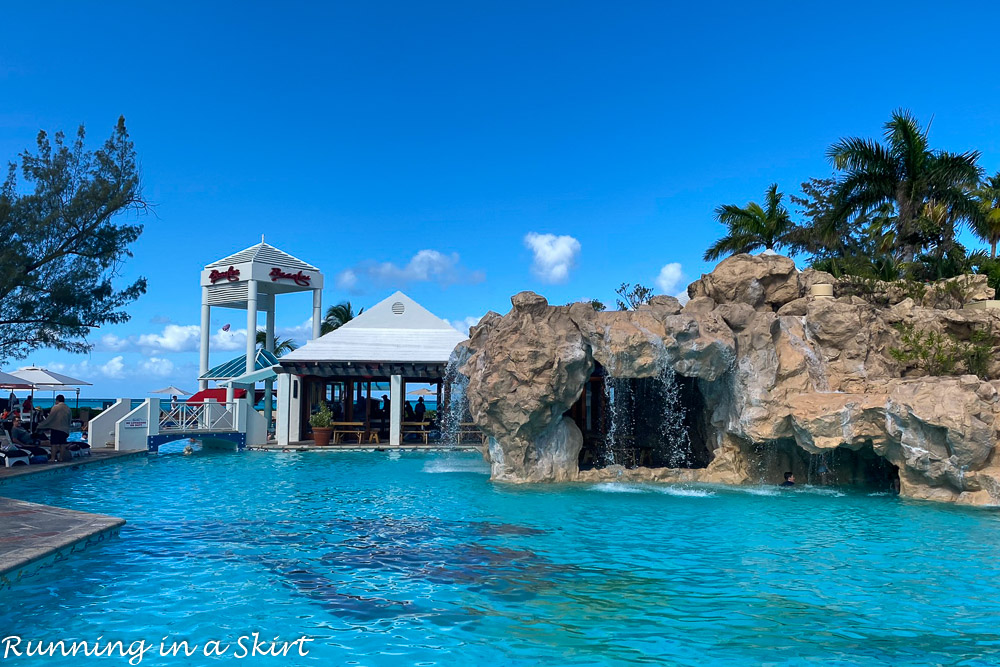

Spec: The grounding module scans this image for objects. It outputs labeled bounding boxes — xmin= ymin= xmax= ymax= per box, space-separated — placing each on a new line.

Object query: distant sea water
xmin=7 ymin=397 xmax=122 ymax=410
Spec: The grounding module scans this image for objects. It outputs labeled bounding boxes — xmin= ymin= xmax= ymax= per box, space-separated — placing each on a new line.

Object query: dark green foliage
xmin=568 ymin=299 xmax=607 ymax=311
xmin=615 ymin=283 xmax=653 ymax=311
xmin=711 ymin=111 xmax=991 ymax=285
xmin=255 ymin=330 xmax=299 ymax=356
xmin=837 ymin=275 xmax=926 ymax=308
xmin=704 ymin=183 xmax=793 ymax=261
xmin=972 ymin=255 xmax=1000 ymax=293
xmin=966 ymin=327 xmax=994 ymax=379
xmin=320 ymin=301 xmax=363 ymax=335
xmin=972 ymin=172 xmax=1000 ymax=258
xmin=0 ymin=117 xmax=148 ymax=363
xmin=890 ymin=322 xmax=996 ymax=379
xmin=889 ymin=324 xmax=959 ymax=376
xmin=827 ymin=109 xmax=981 ymax=263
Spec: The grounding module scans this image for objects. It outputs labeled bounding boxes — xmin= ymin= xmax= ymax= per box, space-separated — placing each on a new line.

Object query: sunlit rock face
xmin=459 ymin=253 xmax=1000 ymax=505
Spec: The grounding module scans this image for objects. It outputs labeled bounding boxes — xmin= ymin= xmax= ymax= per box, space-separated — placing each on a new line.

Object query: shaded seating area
xmin=275 ymin=292 xmax=470 ymax=447
xmin=332 ymin=421 xmax=366 ymax=444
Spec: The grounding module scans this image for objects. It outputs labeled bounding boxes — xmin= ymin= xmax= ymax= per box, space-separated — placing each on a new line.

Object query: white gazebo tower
xmin=199 ymin=239 xmax=323 ymax=427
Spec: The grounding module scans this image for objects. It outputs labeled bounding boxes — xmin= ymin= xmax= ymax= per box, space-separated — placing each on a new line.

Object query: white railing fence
xmin=159 ymin=400 xmax=236 ymax=432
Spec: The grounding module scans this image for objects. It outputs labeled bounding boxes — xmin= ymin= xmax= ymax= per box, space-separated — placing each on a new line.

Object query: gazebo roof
xmin=201 ymin=349 xmax=281 ymax=380
xmin=205 ymin=241 xmax=318 ymax=272
xmin=280 ymin=292 xmax=467 ymax=376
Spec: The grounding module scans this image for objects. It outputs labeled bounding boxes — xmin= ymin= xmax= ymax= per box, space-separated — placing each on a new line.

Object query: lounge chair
xmin=3 ymin=430 xmax=50 ymax=462
xmin=0 ymin=433 xmax=31 ymax=467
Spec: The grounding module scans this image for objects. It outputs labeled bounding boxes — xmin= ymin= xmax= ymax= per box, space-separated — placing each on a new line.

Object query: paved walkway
xmin=0 ymin=497 xmax=125 ymax=589
xmin=0 ymin=449 xmax=146 ymax=484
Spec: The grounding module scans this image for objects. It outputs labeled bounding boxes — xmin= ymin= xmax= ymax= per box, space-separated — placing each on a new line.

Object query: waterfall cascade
xmin=598 ymin=331 xmax=696 ymax=469
xmin=442 ymin=352 xmax=470 ymax=446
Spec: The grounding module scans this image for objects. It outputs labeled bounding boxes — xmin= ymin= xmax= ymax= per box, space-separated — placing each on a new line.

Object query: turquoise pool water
xmin=3 ymin=450 xmax=1000 ymax=665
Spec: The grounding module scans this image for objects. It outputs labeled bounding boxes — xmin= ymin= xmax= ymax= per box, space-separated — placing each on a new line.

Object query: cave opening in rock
xmin=750 ymin=439 xmax=900 ymax=491
xmin=572 ymin=363 xmax=712 ymax=470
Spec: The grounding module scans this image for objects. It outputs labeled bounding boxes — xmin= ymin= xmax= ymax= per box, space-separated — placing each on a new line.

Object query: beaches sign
xmin=269 ymin=267 xmax=311 ymax=286
xmin=208 ymin=266 xmax=240 ymax=283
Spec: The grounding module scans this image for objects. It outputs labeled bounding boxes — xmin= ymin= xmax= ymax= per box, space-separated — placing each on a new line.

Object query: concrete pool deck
xmin=0 ymin=448 xmax=148 ymax=485
xmin=0 ymin=497 xmax=125 ymax=590
xmin=0 ymin=449 xmax=145 ymax=589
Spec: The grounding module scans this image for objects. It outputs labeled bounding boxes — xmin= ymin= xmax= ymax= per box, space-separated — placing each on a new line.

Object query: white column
xmin=389 ymin=374 xmax=402 ymax=446
xmin=276 ymin=373 xmax=291 ymax=446
xmin=246 ymin=280 xmax=258 ymax=376
xmin=199 ymin=287 xmax=211 ymax=390
xmin=225 ymin=383 xmax=235 ymax=404
xmin=312 ymin=289 xmax=322 ymax=340
xmin=264 ymin=306 xmax=275 ymax=438
xmin=265 ymin=306 xmax=275 ymax=352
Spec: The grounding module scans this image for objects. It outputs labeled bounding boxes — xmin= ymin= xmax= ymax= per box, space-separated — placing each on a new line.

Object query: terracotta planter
xmin=312 ymin=426 xmax=333 ymax=447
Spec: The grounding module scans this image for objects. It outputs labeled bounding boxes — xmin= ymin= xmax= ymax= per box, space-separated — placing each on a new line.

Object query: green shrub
xmin=890 ymin=322 xmax=996 ymax=379
xmin=309 ymin=403 xmax=333 ymax=428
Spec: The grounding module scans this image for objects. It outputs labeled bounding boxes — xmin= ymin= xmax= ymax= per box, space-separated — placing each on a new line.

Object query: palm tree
xmin=827 ymin=109 xmax=981 ymax=262
xmin=255 ymin=330 xmax=299 ymax=357
xmin=973 ymin=172 xmax=1000 ymax=258
xmin=320 ymin=301 xmax=363 ymax=335
xmin=704 ymin=183 xmax=793 ymax=261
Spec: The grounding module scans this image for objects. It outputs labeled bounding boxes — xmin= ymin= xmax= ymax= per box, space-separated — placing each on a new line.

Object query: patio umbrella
xmin=150 ymin=385 xmax=192 ymax=396
xmin=0 ymin=370 xmax=33 ymax=390
xmin=407 ymin=387 xmax=436 ymax=396
xmin=11 ymin=366 xmax=92 ymax=408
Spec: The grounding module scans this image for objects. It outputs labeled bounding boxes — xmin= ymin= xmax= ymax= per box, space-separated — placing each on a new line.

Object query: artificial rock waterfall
xmin=457 ymin=253 xmax=1000 ymax=506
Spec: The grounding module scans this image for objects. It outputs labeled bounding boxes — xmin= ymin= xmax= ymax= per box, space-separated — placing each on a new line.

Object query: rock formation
xmin=459 ymin=253 xmax=1000 ymax=505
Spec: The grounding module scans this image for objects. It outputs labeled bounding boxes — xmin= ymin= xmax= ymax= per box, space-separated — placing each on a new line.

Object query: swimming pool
xmin=3 ymin=450 xmax=1000 ymax=665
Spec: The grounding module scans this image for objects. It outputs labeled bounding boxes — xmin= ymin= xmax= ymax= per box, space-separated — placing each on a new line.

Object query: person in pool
xmin=780 ymin=472 xmax=796 ymax=487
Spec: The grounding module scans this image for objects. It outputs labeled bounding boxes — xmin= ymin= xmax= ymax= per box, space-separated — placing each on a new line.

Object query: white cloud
xmin=39 ymin=355 xmax=196 ymax=388
xmin=276 ymin=319 xmax=315 ymax=345
xmin=212 ymin=327 xmax=247 ymax=351
xmin=655 ymin=263 xmax=685 ymax=295
xmin=136 ymin=324 xmax=201 ymax=353
xmin=139 ymin=357 xmax=175 ymax=377
xmin=98 ymin=323 xmax=248 ymax=354
xmin=99 ymin=334 xmax=130 ymax=352
xmin=337 ymin=250 xmax=484 ymax=293
xmin=100 ymin=356 xmax=126 ymax=380
xmin=524 ymin=232 xmax=581 ymax=284
xmin=447 ymin=315 xmax=483 ymax=335
xmin=336 ymin=269 xmax=358 ymax=291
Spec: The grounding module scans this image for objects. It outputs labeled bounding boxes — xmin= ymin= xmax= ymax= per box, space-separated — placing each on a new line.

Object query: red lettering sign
xmin=270 ymin=267 xmax=311 ymax=286
xmin=209 ymin=266 xmax=240 ymax=283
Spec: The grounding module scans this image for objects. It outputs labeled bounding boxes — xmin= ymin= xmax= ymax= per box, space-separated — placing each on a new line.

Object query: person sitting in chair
xmin=10 ymin=417 xmax=49 ymax=461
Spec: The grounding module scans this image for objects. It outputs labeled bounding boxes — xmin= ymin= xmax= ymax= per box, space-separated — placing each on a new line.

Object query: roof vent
xmin=391 ymin=301 xmax=405 ymax=315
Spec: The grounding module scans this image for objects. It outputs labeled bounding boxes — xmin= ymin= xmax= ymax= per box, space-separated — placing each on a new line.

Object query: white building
xmin=275 ymin=291 xmax=468 ymax=446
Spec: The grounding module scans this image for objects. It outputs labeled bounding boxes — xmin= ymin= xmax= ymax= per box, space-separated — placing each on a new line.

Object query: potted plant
xmin=310 ymin=403 xmax=334 ymax=446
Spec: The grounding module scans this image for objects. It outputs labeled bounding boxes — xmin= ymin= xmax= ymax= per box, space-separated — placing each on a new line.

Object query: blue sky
xmin=3 ymin=1 xmax=1000 ymax=396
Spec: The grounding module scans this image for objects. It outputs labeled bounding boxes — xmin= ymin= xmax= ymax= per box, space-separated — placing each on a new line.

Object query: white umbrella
xmin=150 ymin=385 xmax=192 ymax=395
xmin=12 ymin=366 xmax=92 ymax=408
xmin=407 ymin=387 xmax=437 ymax=396
xmin=12 ymin=366 xmax=92 ymax=388
xmin=0 ymin=370 xmax=33 ymax=389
